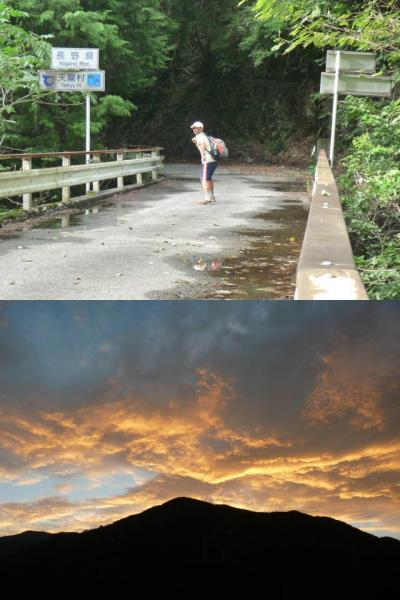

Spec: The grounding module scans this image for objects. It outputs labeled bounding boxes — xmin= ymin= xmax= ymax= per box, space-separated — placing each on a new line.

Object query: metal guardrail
xmin=295 ymin=150 xmax=368 ymax=300
xmin=0 ymin=147 xmax=164 ymax=210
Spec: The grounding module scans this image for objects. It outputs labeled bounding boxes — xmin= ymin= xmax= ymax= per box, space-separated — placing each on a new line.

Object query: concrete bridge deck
xmin=0 ymin=164 xmax=309 ymax=300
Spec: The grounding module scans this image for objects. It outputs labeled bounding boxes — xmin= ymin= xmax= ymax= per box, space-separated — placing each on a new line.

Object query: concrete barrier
xmin=295 ymin=150 xmax=368 ymax=300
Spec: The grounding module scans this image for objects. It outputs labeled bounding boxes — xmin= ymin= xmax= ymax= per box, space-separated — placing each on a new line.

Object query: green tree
xmin=3 ymin=0 xmax=175 ymax=151
xmin=126 ymin=0 xmax=321 ymax=160
xmin=0 ymin=1 xmax=52 ymax=149
xmin=247 ymin=0 xmax=400 ymax=59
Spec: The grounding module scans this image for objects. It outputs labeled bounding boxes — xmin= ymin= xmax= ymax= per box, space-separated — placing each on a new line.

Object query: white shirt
xmin=195 ymin=132 xmax=216 ymax=164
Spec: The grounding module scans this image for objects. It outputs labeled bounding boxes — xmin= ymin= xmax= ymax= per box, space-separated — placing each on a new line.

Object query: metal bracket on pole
xmin=86 ymin=92 xmax=91 ymax=192
xmin=329 ymin=51 xmax=341 ymax=167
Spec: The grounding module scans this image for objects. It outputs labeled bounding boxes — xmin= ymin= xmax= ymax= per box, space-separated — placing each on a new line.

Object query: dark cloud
xmin=0 ymin=302 xmax=398 ymax=415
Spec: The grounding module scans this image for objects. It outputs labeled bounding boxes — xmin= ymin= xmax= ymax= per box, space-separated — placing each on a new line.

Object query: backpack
xmin=206 ymin=135 xmax=229 ymax=160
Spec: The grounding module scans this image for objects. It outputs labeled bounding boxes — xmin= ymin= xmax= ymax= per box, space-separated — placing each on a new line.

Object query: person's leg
xmin=201 ymin=163 xmax=213 ymax=204
xmin=201 ymin=163 xmax=211 ymax=201
xmin=209 ymin=163 xmax=217 ymax=202
xmin=201 ymin=178 xmax=209 ymax=200
xmin=209 ymin=180 xmax=215 ymax=200
xmin=198 ymin=163 xmax=217 ymax=204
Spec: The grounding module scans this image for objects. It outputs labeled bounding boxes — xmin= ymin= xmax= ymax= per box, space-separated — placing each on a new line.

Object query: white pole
xmin=329 ymin=50 xmax=341 ymax=167
xmin=86 ymin=92 xmax=91 ymax=192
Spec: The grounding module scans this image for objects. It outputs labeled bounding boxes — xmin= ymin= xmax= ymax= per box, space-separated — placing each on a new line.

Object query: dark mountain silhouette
xmin=0 ymin=530 xmax=53 ymax=559
xmin=0 ymin=498 xmax=399 ymax=597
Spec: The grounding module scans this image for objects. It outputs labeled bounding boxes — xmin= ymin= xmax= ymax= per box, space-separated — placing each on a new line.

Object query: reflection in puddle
xmin=191 ymin=205 xmax=307 ymax=300
xmin=193 ymin=258 xmax=223 ymax=272
xmin=31 ymin=215 xmax=82 ymax=230
xmin=29 ymin=203 xmax=112 ymax=231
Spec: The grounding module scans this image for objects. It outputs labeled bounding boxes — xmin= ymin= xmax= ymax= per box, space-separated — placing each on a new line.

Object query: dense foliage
xmin=338 ymin=97 xmax=400 ymax=299
xmin=118 ymin=0 xmax=322 ymax=161
xmin=250 ymin=0 xmax=400 ymax=298
xmin=1 ymin=0 xmax=174 ymax=151
xmin=0 ymin=1 xmax=51 ymax=149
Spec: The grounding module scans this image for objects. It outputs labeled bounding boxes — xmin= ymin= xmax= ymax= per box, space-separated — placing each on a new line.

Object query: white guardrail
xmin=0 ymin=147 xmax=164 ymax=210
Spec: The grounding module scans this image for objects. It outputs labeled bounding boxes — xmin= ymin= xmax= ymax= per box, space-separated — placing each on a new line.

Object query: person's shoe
xmin=196 ymin=199 xmax=212 ymax=205
xmin=210 ymin=197 xmax=216 ymax=203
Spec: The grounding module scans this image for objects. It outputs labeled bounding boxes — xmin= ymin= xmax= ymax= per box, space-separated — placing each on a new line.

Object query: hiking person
xmin=191 ymin=121 xmax=217 ymax=205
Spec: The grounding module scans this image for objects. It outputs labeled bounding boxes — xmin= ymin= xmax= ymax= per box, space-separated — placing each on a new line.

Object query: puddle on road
xmin=0 ymin=203 xmax=117 ymax=242
xmin=168 ymin=173 xmax=309 ymax=192
xmin=189 ymin=205 xmax=307 ymax=300
xmin=30 ymin=215 xmax=81 ymax=230
xmin=30 ymin=205 xmax=112 ymax=231
xmin=255 ymin=182 xmax=308 ymax=193
xmin=237 ymin=177 xmax=309 ymax=193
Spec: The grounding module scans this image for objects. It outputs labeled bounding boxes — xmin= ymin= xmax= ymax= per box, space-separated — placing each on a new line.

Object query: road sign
xmin=326 ymin=50 xmax=376 ymax=74
xmin=321 ymin=50 xmax=393 ymax=166
xmin=39 ymin=70 xmax=105 ymax=92
xmin=320 ymin=72 xmax=392 ymax=97
xmin=43 ymin=49 xmax=103 ymax=193
xmin=51 ymin=48 xmax=99 ymax=70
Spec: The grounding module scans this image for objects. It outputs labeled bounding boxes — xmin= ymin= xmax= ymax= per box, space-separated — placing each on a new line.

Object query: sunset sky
xmin=0 ymin=301 xmax=399 ymax=538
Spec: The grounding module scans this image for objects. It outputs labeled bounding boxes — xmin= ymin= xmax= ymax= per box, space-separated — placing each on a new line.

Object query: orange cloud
xmin=302 ymin=342 xmax=398 ymax=430
xmin=0 ymin=370 xmax=287 ymax=483
xmin=0 ymin=368 xmax=399 ymax=538
xmin=2 ymin=452 xmax=399 ymax=538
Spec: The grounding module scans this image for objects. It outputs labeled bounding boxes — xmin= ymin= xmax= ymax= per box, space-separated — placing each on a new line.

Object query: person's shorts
xmin=201 ymin=161 xmax=218 ymax=182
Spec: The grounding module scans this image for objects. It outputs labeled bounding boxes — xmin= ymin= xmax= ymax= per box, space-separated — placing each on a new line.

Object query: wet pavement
xmin=0 ymin=163 xmax=310 ymax=299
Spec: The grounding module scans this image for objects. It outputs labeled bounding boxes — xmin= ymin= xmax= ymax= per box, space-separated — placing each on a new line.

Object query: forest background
xmin=1 ymin=0 xmax=399 ymax=298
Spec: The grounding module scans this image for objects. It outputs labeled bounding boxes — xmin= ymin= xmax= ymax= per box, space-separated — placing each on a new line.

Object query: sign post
xmin=329 ymin=51 xmax=341 ymax=167
xmin=320 ymin=50 xmax=393 ymax=166
xmin=86 ymin=92 xmax=91 ymax=191
xmin=40 ymin=48 xmax=105 ymax=191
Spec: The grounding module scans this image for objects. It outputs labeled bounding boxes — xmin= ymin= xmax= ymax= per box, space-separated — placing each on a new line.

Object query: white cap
xmin=190 ymin=121 xmax=204 ymax=129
